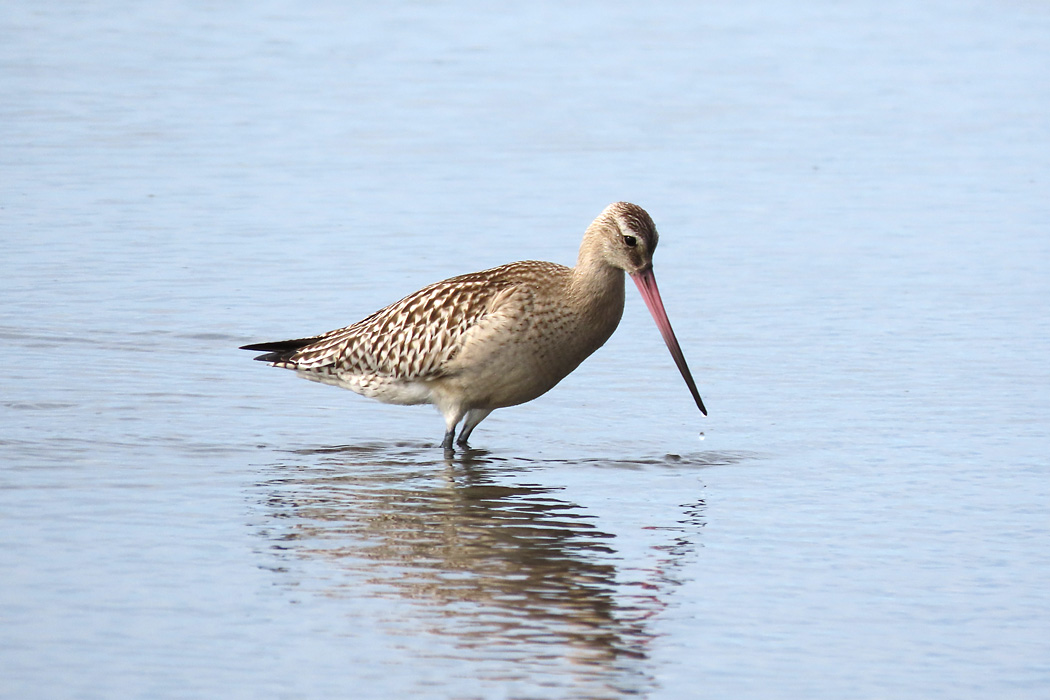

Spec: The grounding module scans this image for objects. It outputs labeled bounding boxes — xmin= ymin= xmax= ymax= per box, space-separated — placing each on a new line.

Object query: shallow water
xmin=3 ymin=1 xmax=1049 ymax=698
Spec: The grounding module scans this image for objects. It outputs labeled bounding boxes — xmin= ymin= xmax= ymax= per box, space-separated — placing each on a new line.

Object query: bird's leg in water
xmin=441 ymin=428 xmax=456 ymax=452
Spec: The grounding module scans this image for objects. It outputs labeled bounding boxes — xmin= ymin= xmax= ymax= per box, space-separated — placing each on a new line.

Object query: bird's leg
xmin=436 ymin=398 xmax=470 ymax=455
xmin=456 ymin=408 xmax=493 ymax=448
xmin=439 ymin=402 xmax=466 ymax=453
xmin=441 ymin=428 xmax=456 ymax=453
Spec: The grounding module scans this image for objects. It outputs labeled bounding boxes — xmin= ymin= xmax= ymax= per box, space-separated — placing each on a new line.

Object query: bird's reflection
xmin=254 ymin=442 xmax=730 ymax=694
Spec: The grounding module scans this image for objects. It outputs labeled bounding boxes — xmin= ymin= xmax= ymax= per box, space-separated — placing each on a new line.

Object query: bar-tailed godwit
xmin=241 ymin=202 xmax=706 ymax=450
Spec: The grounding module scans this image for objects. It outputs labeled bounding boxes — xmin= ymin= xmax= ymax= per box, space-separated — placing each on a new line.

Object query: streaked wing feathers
xmin=274 ymin=261 xmax=563 ymax=381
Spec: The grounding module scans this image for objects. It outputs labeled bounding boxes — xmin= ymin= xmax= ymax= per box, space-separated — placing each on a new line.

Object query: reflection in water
xmin=254 ymin=444 xmax=735 ymax=695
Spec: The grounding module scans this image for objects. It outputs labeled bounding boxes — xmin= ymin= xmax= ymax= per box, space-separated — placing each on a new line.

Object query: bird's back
xmin=254 ymin=261 xmax=571 ymax=391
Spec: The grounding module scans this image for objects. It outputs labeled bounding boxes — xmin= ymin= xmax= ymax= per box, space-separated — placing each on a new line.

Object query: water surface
xmin=2 ymin=1 xmax=1049 ymax=698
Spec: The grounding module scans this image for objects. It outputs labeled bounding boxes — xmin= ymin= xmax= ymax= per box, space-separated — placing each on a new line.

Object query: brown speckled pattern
xmin=278 ymin=260 xmax=570 ymax=386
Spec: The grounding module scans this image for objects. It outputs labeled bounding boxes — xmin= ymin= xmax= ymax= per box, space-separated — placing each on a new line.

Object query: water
xmin=3 ymin=1 xmax=1049 ymax=698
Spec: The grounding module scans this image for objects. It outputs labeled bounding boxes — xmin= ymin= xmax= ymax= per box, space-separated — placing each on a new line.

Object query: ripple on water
xmin=251 ymin=442 xmax=741 ymax=694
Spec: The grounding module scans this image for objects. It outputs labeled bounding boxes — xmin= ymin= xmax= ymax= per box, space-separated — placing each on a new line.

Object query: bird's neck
xmin=569 ymin=229 xmax=626 ymax=313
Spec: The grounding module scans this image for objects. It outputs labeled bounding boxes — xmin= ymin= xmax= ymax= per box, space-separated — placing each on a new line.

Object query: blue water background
xmin=2 ymin=2 xmax=1048 ymax=698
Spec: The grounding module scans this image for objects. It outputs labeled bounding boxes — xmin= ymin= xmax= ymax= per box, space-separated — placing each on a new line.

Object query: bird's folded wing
xmin=287 ymin=271 xmax=531 ymax=381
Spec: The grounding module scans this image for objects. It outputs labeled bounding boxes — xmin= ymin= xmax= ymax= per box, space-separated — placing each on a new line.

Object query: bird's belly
xmin=437 ymin=335 xmax=594 ymax=410
xmin=297 ymin=368 xmax=434 ymax=406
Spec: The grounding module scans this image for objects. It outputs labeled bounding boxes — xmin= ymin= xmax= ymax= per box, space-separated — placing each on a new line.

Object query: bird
xmin=241 ymin=202 xmax=707 ymax=451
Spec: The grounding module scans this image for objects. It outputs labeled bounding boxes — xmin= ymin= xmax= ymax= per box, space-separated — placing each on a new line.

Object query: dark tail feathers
xmin=239 ymin=337 xmax=319 ymax=363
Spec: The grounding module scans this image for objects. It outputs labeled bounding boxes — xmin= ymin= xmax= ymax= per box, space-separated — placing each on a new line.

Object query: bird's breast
xmin=435 ymin=278 xmax=625 ymax=409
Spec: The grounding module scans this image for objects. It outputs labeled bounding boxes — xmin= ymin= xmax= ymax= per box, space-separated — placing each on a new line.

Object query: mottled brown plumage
xmin=241 ymin=202 xmax=706 ymax=451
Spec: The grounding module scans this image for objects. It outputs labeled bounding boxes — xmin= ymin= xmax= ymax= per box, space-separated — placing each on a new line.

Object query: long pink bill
xmin=631 ymin=268 xmax=708 ymax=416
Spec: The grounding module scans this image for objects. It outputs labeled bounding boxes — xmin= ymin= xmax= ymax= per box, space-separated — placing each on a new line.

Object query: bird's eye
xmin=623 ymin=235 xmax=637 ymax=247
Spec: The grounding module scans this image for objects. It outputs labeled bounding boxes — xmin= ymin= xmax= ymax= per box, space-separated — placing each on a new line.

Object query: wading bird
xmin=241 ymin=202 xmax=706 ymax=451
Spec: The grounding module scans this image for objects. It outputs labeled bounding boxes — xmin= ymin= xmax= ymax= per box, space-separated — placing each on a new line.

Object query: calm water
xmin=3 ymin=1 xmax=1049 ymax=698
